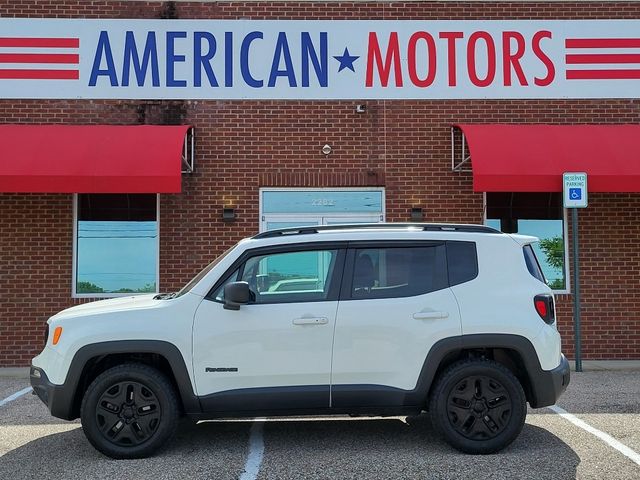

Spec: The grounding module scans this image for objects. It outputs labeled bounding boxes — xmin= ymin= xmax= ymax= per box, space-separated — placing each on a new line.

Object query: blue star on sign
xmin=333 ymin=48 xmax=359 ymax=73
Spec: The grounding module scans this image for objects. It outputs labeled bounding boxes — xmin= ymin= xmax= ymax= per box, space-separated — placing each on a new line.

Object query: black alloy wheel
xmin=429 ymin=358 xmax=526 ymax=454
xmin=95 ymin=380 xmax=162 ymax=447
xmin=81 ymin=363 xmax=179 ymax=459
xmin=445 ymin=375 xmax=511 ymax=440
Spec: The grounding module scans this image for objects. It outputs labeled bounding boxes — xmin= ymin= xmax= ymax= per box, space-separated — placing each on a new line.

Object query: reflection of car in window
xmin=268 ymin=278 xmax=320 ymax=292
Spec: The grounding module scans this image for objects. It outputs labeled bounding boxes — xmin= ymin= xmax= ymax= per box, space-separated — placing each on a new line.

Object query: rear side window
xmin=350 ymin=245 xmax=447 ymax=299
xmin=446 ymin=241 xmax=478 ymax=286
xmin=523 ymin=245 xmax=546 ymax=284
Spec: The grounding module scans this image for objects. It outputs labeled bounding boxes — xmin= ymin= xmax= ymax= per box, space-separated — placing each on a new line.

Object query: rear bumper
xmin=528 ymin=354 xmax=571 ymax=408
xmin=30 ymin=365 xmax=76 ymax=420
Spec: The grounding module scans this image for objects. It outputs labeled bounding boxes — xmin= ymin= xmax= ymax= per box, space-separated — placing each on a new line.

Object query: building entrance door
xmin=260 ymin=189 xmax=385 ymax=232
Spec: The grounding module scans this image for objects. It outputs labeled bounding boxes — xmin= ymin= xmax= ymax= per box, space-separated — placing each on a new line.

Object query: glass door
xmin=323 ymin=215 xmax=382 ymax=225
xmin=263 ymin=217 xmax=321 ymax=232
xmin=260 ymin=188 xmax=385 ymax=233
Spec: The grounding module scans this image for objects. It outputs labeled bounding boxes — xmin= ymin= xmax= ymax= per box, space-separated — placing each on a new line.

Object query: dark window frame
xmin=73 ymin=193 xmax=159 ymax=298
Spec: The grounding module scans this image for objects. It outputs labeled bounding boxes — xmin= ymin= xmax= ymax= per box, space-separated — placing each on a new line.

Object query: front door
xmin=192 ymin=246 xmax=345 ymax=413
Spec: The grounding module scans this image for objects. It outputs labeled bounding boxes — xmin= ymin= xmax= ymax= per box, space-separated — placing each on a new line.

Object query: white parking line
xmin=239 ymin=419 xmax=265 ymax=480
xmin=548 ymin=405 xmax=640 ymax=466
xmin=0 ymin=387 xmax=33 ymax=407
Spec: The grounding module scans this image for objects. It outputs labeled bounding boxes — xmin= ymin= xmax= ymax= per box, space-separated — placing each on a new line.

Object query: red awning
xmin=456 ymin=124 xmax=640 ymax=192
xmin=0 ymin=124 xmax=191 ymax=193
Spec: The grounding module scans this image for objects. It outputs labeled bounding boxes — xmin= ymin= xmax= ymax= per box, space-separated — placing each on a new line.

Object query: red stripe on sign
xmin=565 ymin=38 xmax=640 ymax=48
xmin=566 ymin=69 xmax=640 ymax=80
xmin=0 ymin=37 xmax=79 ymax=48
xmin=566 ymin=54 xmax=640 ymax=64
xmin=0 ymin=53 xmax=79 ymax=64
xmin=0 ymin=69 xmax=79 ymax=79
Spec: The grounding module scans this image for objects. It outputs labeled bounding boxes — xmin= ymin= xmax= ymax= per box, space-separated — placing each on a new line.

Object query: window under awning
xmin=0 ymin=124 xmax=193 ymax=193
xmin=452 ymin=124 xmax=640 ymax=193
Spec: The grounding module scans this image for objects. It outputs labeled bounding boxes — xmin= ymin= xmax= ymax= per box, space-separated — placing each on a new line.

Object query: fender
xmin=410 ymin=333 xmax=565 ymax=408
xmin=47 ymin=340 xmax=200 ymax=420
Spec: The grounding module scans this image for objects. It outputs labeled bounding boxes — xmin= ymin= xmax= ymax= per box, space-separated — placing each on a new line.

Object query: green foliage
xmin=77 ymin=282 xmax=156 ymax=294
xmin=76 ymin=281 xmax=105 ymax=293
xmin=113 ymin=283 xmax=156 ymax=294
xmin=547 ymin=278 xmax=565 ymax=290
xmin=539 ymin=236 xmax=565 ymax=289
xmin=539 ymin=236 xmax=565 ymax=270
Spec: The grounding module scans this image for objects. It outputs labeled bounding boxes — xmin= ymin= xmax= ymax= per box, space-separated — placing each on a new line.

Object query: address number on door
xmin=311 ymin=199 xmax=336 ymax=206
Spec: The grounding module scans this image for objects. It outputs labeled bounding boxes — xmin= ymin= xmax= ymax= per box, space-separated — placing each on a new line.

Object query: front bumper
xmin=30 ymin=366 xmax=77 ymax=420
xmin=528 ymin=354 xmax=571 ymax=408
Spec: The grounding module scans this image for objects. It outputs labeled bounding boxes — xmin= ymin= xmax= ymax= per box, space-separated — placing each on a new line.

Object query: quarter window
xmin=446 ymin=241 xmax=478 ymax=286
xmin=486 ymin=192 xmax=567 ymax=291
xmin=350 ymin=245 xmax=447 ymax=299
xmin=74 ymin=194 xmax=158 ymax=296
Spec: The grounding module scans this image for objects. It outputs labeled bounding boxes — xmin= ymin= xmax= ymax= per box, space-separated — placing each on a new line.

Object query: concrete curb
xmin=0 ymin=367 xmax=30 ymax=378
xmin=570 ymin=360 xmax=640 ymax=371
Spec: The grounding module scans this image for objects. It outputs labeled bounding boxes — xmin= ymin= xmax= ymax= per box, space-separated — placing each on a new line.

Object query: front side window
xmin=486 ymin=192 xmax=567 ymax=291
xmin=74 ymin=194 xmax=158 ymax=296
xmin=350 ymin=245 xmax=448 ymax=299
xmin=231 ymin=249 xmax=339 ymax=304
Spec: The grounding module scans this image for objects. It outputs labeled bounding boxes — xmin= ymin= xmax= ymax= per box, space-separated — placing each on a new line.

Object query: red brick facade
xmin=1 ymin=1 xmax=639 ymax=365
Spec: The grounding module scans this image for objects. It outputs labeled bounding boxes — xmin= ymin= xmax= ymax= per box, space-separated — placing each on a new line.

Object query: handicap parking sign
xmin=563 ymin=173 xmax=588 ymax=208
xmin=569 ymin=188 xmax=582 ymax=200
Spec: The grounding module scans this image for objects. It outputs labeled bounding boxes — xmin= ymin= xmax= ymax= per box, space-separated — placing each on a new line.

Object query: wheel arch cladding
xmin=64 ymin=340 xmax=200 ymax=420
xmin=415 ymin=334 xmax=551 ymax=408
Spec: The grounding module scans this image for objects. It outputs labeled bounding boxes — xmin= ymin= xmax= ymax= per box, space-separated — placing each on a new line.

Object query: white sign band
xmin=1 ymin=19 xmax=640 ymax=99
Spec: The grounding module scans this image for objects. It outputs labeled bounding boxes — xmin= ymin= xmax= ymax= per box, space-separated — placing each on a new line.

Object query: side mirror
xmin=223 ymin=281 xmax=251 ymax=310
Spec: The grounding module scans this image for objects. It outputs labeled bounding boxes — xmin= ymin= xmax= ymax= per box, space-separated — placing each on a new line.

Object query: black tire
xmin=429 ymin=358 xmax=526 ymax=454
xmin=80 ymin=363 xmax=179 ymax=459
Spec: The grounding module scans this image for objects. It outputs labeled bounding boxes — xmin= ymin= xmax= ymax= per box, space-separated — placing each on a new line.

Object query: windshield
xmin=174 ymin=244 xmax=238 ymax=297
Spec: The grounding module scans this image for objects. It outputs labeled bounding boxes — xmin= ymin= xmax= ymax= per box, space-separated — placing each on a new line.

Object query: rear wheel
xmin=80 ymin=363 xmax=179 ymax=459
xmin=429 ymin=358 xmax=526 ymax=454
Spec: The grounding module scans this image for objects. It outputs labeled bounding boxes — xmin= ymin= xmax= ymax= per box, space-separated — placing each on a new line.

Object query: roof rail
xmin=252 ymin=223 xmax=500 ymax=239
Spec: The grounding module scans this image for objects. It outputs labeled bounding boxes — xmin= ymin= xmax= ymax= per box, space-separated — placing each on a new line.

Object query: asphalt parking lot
xmin=1 ymin=369 xmax=639 ymax=480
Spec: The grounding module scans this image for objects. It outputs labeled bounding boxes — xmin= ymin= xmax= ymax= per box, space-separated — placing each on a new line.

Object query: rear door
xmin=331 ymin=241 xmax=462 ymax=408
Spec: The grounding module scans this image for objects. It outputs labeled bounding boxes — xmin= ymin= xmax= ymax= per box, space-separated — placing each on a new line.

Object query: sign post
xmin=563 ymin=172 xmax=588 ymax=372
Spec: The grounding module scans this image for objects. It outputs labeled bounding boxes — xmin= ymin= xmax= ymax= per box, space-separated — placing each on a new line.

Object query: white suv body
xmin=31 ymin=224 xmax=569 ymax=458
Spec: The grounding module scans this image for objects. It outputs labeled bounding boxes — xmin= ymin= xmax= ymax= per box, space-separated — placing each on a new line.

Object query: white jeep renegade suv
xmin=30 ymin=223 xmax=570 ymax=458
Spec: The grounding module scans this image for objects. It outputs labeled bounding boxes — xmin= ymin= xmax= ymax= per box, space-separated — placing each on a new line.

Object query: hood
xmin=49 ymin=294 xmax=160 ymax=322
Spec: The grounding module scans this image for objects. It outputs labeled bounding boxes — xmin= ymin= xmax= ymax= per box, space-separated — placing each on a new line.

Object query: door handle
xmin=292 ymin=317 xmax=328 ymax=325
xmin=413 ymin=311 xmax=449 ymax=320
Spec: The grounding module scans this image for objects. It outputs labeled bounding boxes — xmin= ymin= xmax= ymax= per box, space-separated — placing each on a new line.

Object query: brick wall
xmin=1 ymin=1 xmax=639 ymax=365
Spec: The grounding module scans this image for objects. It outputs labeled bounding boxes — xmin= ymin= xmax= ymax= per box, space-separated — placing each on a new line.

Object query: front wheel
xmin=80 ymin=363 xmax=179 ymax=459
xmin=429 ymin=358 xmax=526 ymax=454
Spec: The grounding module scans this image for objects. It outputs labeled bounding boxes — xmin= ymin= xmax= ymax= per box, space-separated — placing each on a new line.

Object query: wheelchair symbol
xmin=569 ymin=188 xmax=582 ymax=200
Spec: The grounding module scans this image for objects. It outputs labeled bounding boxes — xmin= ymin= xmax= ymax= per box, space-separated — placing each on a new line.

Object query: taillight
xmin=534 ymin=294 xmax=555 ymax=325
